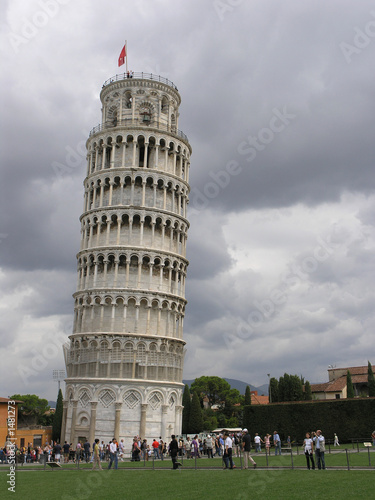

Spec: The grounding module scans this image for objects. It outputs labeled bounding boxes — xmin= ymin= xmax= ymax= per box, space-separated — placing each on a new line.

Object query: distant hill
xmin=183 ymin=378 xmax=269 ymax=396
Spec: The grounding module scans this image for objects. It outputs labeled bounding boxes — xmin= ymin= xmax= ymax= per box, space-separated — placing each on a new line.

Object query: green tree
xmin=52 ymin=389 xmax=63 ymax=443
xmin=10 ymin=394 xmax=50 ymax=426
xmin=304 ymin=380 xmax=312 ymax=400
xmin=368 ymin=361 xmax=375 ymax=397
xmin=290 ymin=374 xmax=304 ymax=401
xmin=243 ymin=385 xmax=252 ymax=429
xmin=190 ymin=376 xmax=240 ymax=409
xmin=182 ymin=384 xmax=191 ymax=434
xmin=189 ymin=391 xmax=203 ymax=433
xmin=269 ymin=377 xmax=279 ymax=403
xmin=346 ymin=370 xmax=355 ymax=398
xmin=202 ymin=408 xmax=218 ymax=431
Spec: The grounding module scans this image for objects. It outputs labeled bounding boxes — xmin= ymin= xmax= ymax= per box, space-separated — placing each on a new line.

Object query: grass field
xmin=1 ymin=450 xmax=374 ymax=500
xmin=0 ymin=467 xmax=374 ymax=500
xmin=4 ymin=447 xmax=373 ymax=469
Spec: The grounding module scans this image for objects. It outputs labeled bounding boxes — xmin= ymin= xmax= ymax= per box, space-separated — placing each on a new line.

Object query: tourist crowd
xmin=1 ymin=430 xmax=374 ymax=468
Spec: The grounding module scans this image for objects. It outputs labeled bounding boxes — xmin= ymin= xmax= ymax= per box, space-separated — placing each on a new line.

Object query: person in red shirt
xmin=152 ymin=439 xmax=160 ymax=459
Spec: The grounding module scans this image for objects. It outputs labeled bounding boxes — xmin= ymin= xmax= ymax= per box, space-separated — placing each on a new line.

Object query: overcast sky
xmin=1 ymin=0 xmax=374 ymax=401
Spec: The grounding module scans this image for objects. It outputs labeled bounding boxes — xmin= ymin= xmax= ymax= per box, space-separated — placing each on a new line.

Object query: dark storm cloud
xmin=1 ymin=0 xmax=374 ymax=398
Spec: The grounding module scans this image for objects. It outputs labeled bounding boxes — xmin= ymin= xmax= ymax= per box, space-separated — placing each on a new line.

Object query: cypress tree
xmin=346 ymin=370 xmax=355 ymax=398
xmin=278 ymin=375 xmax=285 ymax=402
xmin=182 ymin=384 xmax=191 ymax=434
xmin=304 ymin=380 xmax=312 ymax=400
xmin=244 ymin=385 xmax=251 ymax=405
xmin=243 ymin=385 xmax=252 ymax=429
xmin=368 ymin=361 xmax=375 ymax=397
xmin=189 ymin=391 xmax=203 ymax=433
xmin=269 ymin=377 xmax=278 ymax=403
xmin=52 ymin=389 xmax=63 ymax=442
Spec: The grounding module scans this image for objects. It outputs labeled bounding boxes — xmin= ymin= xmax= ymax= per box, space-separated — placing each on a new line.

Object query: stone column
xmin=175 ymin=405 xmax=183 ymax=436
xmin=88 ymin=402 xmax=98 ymax=444
xmin=116 ymin=219 xmax=121 ymax=245
xmin=146 ymin=306 xmax=151 ymax=334
xmin=157 ymin=307 xmax=161 ymax=335
xmin=130 ymin=180 xmax=135 ymax=205
xmin=95 ymin=147 xmax=99 ymax=172
xmin=164 ymin=148 xmax=168 ymax=171
xmin=120 ymin=180 xmax=124 ymax=204
xmin=108 ymin=180 xmax=114 ymax=205
xmin=163 ymin=186 xmax=167 ymax=210
xmin=141 ymin=181 xmax=146 ymax=206
xmin=114 ymin=402 xmax=122 ymax=440
xmin=144 ymin=143 xmax=149 ymax=168
xmin=70 ymin=400 xmax=78 ymax=445
xmin=161 ymin=404 xmax=169 ymax=440
xmin=110 ymin=145 xmax=115 ymax=167
xmin=121 ymin=141 xmax=126 ymax=167
xmin=132 ymin=142 xmax=137 ymax=167
xmin=105 ymin=221 xmax=111 ymax=245
xmin=140 ymin=219 xmax=144 ymax=245
xmin=92 ymin=186 xmax=97 ymax=208
xmin=154 ymin=144 xmax=159 ymax=168
xmin=99 ymin=183 xmax=104 ymax=207
xmin=151 ymin=222 xmax=155 ymax=246
xmin=171 ymin=189 xmax=175 ymax=212
xmin=114 ymin=258 xmax=119 ymax=286
xmin=148 ymin=264 xmax=153 ymax=290
xmin=125 ymin=261 xmax=130 ymax=287
xmin=119 ymin=95 xmax=123 ymax=125
xmin=140 ymin=404 xmax=148 ymax=438
xmin=101 ymin=146 xmax=107 ymax=170
xmin=60 ymin=401 xmax=68 ymax=444
xmin=172 ymin=152 xmax=177 ymax=176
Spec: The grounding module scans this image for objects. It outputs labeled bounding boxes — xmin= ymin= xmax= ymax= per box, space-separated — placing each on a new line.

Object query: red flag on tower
xmin=118 ymin=45 xmax=126 ymax=67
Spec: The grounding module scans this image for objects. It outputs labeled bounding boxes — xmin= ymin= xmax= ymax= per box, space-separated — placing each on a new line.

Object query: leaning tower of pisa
xmin=61 ymin=72 xmax=191 ymax=447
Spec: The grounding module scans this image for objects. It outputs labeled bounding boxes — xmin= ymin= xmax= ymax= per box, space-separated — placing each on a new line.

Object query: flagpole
xmin=125 ymin=40 xmax=128 ymax=73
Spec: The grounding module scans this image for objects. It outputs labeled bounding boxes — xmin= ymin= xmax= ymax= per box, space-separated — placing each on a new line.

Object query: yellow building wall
xmin=0 ymin=401 xmax=19 ymax=448
xmin=16 ymin=427 xmax=52 ymax=448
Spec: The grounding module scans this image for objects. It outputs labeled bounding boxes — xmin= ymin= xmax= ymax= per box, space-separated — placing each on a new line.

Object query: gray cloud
xmin=1 ymin=0 xmax=374 ymax=399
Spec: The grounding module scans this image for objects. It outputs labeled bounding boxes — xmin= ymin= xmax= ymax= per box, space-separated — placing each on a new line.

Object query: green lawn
xmin=0 ymin=468 xmax=374 ymax=500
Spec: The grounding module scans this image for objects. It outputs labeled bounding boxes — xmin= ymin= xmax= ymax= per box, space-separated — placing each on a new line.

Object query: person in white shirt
xmin=254 ymin=433 xmax=263 ymax=452
xmin=223 ymin=432 xmax=235 ymax=469
xmin=313 ymin=430 xmax=326 ymax=470
xmin=303 ymin=432 xmax=315 ymax=470
xmin=107 ymin=438 xmax=118 ymax=469
xmin=118 ymin=439 xmax=125 ymax=461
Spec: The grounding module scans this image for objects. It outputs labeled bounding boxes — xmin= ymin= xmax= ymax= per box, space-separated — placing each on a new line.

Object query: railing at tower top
xmin=102 ymin=72 xmax=178 ymax=90
xmin=89 ymin=118 xmax=189 ymax=143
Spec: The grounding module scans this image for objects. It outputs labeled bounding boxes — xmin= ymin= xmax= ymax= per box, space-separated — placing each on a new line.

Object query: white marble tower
xmin=61 ymin=72 xmax=191 ymax=447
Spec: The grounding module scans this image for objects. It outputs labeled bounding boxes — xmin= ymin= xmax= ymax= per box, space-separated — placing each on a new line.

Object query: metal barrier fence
xmin=102 ymin=73 xmax=178 ymax=90
xmin=4 ymin=445 xmax=373 ymax=471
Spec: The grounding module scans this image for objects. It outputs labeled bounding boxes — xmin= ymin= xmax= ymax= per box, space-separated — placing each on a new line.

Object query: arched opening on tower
xmin=138 ymin=136 xmax=145 ymax=167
